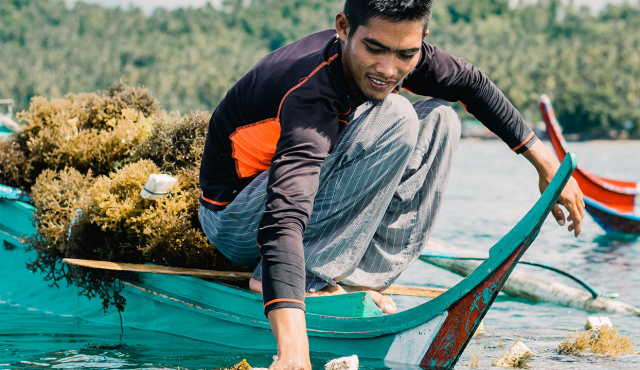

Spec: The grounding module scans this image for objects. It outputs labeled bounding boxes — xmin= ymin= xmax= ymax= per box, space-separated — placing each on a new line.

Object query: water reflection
xmin=593 ymin=233 xmax=640 ymax=249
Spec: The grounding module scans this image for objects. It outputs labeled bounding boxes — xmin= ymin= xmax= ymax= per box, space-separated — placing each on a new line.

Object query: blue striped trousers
xmin=199 ymin=95 xmax=461 ymax=292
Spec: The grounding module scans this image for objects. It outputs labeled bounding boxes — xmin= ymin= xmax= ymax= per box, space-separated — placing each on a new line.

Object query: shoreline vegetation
xmin=1 ymin=0 xmax=639 ymax=139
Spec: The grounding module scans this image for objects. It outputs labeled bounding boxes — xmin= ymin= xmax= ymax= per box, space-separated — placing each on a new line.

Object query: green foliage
xmin=2 ymin=0 xmax=639 ymax=138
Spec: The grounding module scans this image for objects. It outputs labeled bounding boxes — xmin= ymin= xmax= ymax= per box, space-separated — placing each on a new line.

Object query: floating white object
xmin=494 ymin=341 xmax=533 ymax=368
xmin=325 ymin=355 xmax=359 ymax=370
xmin=585 ymin=316 xmax=613 ymax=330
xmin=140 ymin=174 xmax=178 ymax=200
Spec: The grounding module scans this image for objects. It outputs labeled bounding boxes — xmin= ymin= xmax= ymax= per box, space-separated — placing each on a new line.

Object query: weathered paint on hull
xmin=420 ymin=244 xmax=525 ymax=369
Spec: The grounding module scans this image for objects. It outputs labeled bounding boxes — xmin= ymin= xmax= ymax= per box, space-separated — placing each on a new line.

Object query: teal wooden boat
xmin=0 ymin=154 xmax=577 ymax=369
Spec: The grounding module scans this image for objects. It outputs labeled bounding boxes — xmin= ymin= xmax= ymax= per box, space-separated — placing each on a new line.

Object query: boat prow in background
xmin=0 ymin=154 xmax=577 ymax=369
xmin=583 ymin=196 xmax=640 ymax=234
xmin=539 ymin=94 xmax=640 ymax=234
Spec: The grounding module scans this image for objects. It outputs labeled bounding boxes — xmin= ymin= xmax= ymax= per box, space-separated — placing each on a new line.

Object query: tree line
xmin=1 ymin=0 xmax=639 ymax=138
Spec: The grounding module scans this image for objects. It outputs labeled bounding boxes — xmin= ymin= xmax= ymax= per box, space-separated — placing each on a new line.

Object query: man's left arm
xmin=403 ymin=42 xmax=585 ymax=236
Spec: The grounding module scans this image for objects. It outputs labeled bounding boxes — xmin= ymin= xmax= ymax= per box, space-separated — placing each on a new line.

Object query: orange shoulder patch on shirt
xmin=230 ymin=119 xmax=281 ymax=179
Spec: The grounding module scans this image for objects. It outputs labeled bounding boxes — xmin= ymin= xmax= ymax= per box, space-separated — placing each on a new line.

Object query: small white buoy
xmin=140 ymin=174 xmax=177 ymax=200
xmin=585 ymin=316 xmax=613 ymax=330
xmin=324 ymin=355 xmax=358 ymax=370
xmin=494 ymin=341 xmax=533 ymax=368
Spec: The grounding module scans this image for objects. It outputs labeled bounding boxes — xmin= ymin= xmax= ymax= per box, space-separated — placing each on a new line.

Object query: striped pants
xmin=199 ymin=95 xmax=461 ymax=292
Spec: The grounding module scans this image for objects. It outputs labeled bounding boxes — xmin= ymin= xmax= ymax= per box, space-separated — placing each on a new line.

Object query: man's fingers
xmin=552 ymin=204 xmax=565 ymax=225
xmin=573 ymin=214 xmax=582 ymax=237
xmin=565 ymin=198 xmax=583 ymax=238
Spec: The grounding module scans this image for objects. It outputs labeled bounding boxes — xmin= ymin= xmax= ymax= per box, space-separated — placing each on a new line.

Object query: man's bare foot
xmin=304 ymin=284 xmax=347 ymax=297
xmin=366 ymin=290 xmax=397 ymax=314
xmin=249 ymin=277 xmax=263 ymax=293
xmin=342 ymin=285 xmax=397 ymax=314
xmin=309 ymin=284 xmax=397 ymax=314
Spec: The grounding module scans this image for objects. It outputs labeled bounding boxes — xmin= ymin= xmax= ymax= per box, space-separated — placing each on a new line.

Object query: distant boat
xmin=539 ymin=94 xmax=640 ymax=234
xmin=0 ymin=99 xmax=19 ymax=139
xmin=0 ymin=153 xmax=578 ymax=369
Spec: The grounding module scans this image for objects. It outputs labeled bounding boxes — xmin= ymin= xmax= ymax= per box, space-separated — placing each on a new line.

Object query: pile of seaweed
xmin=0 ymin=82 xmax=241 ymax=311
xmin=557 ymin=325 xmax=637 ymax=357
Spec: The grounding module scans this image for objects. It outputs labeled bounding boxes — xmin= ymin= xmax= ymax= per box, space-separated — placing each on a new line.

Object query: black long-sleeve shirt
xmin=199 ymin=29 xmax=537 ymax=315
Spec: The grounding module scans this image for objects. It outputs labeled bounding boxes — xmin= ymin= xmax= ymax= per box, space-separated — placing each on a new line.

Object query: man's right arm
xmin=259 ymin=90 xmax=341 ymax=370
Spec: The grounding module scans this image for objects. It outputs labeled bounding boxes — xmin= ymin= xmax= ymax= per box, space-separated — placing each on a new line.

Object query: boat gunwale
xmin=111 ymin=153 xmax=577 ymax=338
xmin=0 ymin=153 xmax=576 ymax=339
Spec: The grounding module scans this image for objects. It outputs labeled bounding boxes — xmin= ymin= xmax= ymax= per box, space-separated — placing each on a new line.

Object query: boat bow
xmin=382 ymin=152 xmax=577 ymax=369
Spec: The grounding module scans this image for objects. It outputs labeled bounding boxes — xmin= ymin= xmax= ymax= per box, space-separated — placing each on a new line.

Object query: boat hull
xmin=0 ymin=152 xmax=578 ymax=369
xmin=584 ymin=197 xmax=640 ymax=235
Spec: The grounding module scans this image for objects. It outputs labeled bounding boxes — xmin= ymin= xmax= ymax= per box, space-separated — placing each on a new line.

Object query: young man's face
xmin=336 ymin=13 xmax=426 ymax=102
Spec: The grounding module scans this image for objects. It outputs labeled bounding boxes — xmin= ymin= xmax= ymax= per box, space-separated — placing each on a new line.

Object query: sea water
xmin=1 ymin=140 xmax=639 ymax=369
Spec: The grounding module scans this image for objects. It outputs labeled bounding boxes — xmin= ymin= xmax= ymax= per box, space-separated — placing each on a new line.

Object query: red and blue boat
xmin=539 ymin=94 xmax=640 ymax=234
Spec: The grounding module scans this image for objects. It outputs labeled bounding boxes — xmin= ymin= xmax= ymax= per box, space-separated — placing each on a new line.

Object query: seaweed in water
xmin=557 ymin=325 xmax=636 ymax=357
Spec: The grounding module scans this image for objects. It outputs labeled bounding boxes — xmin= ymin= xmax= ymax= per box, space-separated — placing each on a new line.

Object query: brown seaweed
xmin=0 ymin=81 xmax=158 ymax=191
xmin=20 ymin=85 xmax=243 ymax=313
xmin=557 ymin=325 xmax=636 ymax=357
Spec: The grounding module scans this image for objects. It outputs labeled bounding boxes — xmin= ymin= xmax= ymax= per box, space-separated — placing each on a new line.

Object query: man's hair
xmin=343 ymin=0 xmax=434 ymax=37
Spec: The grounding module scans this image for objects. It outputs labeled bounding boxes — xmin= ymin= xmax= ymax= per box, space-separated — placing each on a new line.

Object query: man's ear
xmin=335 ymin=12 xmax=350 ymax=42
xmin=424 ymin=29 xmax=430 ymax=37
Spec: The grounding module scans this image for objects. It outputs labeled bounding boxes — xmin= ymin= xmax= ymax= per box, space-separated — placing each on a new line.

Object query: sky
xmin=66 ymin=0 xmax=635 ymax=15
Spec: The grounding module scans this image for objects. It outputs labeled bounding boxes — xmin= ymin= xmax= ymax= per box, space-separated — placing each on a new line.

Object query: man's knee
xmin=413 ymin=98 xmax=461 ymax=147
xmin=378 ymin=94 xmax=419 ymax=150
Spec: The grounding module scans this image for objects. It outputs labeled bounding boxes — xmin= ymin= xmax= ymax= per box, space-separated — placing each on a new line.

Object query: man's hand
xmin=267 ymin=308 xmax=311 ymax=370
xmin=522 ymin=140 xmax=585 ymax=237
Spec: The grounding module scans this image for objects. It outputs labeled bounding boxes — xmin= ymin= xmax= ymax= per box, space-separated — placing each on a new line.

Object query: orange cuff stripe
xmin=264 ymin=298 xmax=305 ymax=309
xmin=512 ymin=132 xmax=535 ymax=152
xmin=200 ymin=191 xmax=231 ymax=206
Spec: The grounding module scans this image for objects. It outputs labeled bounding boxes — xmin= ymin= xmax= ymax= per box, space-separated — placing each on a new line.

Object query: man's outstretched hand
xmin=540 ymin=173 xmax=585 ymax=237
xmin=523 ymin=140 xmax=585 ymax=237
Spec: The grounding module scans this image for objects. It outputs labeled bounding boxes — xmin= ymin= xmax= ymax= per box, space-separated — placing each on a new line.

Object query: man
xmin=198 ymin=1 xmax=585 ymax=368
